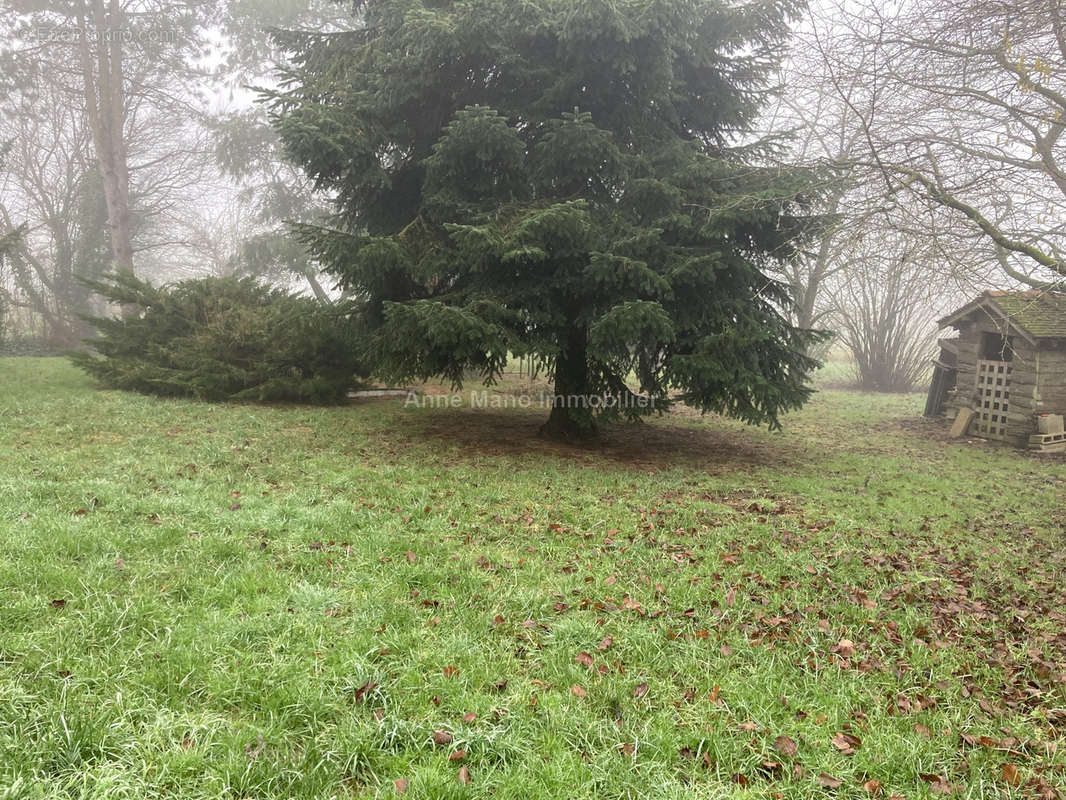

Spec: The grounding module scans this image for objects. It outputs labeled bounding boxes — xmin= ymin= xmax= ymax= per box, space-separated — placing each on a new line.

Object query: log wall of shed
xmin=949 ymin=321 xmax=979 ymax=412
xmin=1006 ymin=340 xmax=1040 ymax=443
xmin=1033 ymin=344 xmax=1066 ymax=414
xmin=945 ymin=318 xmax=1042 ymax=445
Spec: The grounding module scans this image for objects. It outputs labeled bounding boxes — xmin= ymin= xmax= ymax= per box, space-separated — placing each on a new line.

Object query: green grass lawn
xmin=1 ymin=358 xmax=1063 ymax=799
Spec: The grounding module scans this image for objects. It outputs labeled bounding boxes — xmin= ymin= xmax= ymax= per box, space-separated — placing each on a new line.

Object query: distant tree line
xmin=5 ymin=0 xmax=1063 ymax=406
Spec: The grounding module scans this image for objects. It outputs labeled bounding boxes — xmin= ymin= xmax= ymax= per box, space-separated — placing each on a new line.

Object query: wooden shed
xmin=937 ymin=290 xmax=1066 ymax=447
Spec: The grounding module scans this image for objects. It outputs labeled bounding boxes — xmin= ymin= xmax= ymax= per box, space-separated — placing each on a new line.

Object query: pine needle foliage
xmin=71 ymin=272 xmax=363 ymax=403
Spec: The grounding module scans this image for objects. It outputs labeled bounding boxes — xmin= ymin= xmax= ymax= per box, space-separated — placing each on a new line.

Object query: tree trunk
xmin=539 ymin=325 xmax=598 ymax=441
xmin=77 ymin=0 xmax=135 ymax=276
xmin=304 ymin=270 xmax=332 ymax=304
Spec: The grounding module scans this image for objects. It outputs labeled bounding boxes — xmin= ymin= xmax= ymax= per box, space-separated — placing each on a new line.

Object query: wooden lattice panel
xmin=974 ymin=359 xmax=1013 ymax=439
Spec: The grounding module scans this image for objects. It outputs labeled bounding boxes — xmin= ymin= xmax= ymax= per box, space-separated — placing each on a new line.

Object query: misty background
xmin=1 ymin=0 xmax=1063 ymax=392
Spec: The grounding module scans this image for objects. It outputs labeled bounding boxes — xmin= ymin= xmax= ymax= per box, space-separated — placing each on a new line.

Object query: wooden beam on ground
xmin=949 ymin=407 xmax=975 ymax=438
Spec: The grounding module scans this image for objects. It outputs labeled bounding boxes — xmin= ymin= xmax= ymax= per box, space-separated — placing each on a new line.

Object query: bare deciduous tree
xmin=1 ymin=0 xmax=219 ymax=277
xmin=828 ymin=240 xmax=943 ymax=392
xmin=814 ymin=0 xmax=1066 ymax=287
xmin=0 ymin=82 xmax=112 ymax=344
xmin=73 ymin=0 xmax=134 ymax=274
xmin=766 ymin=13 xmax=952 ymax=383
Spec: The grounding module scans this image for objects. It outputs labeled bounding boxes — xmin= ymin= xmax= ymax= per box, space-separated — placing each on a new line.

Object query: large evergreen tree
xmin=270 ymin=0 xmax=825 ymax=438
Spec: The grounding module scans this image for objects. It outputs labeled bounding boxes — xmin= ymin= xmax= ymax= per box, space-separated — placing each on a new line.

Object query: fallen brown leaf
xmin=432 ymin=730 xmax=453 ymax=746
xmin=1001 ymin=764 xmax=1021 ymax=787
xmin=353 ymin=680 xmax=378 ymax=704
xmin=817 ymin=773 xmax=843 ymax=789
xmin=774 ymin=735 xmax=798 ymax=757
xmin=832 ymin=731 xmax=861 ymax=754
xmin=832 ymin=638 xmax=856 ymax=657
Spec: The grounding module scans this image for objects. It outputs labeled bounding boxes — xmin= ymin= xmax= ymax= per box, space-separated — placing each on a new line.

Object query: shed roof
xmin=939 ymin=291 xmax=1066 ymax=342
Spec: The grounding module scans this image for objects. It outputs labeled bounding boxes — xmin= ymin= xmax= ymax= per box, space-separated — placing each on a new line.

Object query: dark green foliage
xmin=269 ymin=0 xmax=828 ymax=437
xmin=71 ymin=273 xmax=363 ymax=403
